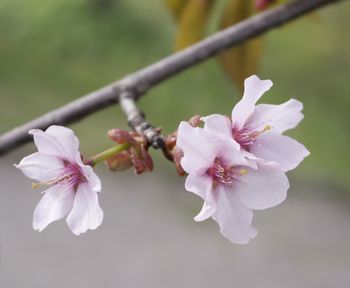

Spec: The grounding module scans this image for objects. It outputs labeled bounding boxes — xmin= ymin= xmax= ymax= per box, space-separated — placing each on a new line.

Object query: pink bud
xmin=173 ymin=147 xmax=186 ymax=176
xmin=140 ymin=146 xmax=154 ymax=172
xmin=188 ymin=115 xmax=202 ymax=127
xmin=108 ymin=129 xmax=137 ymax=146
xmin=107 ymin=129 xmax=153 ymax=175
xmin=130 ymin=146 xmax=154 ymax=174
xmin=105 ymin=151 xmax=133 ymax=171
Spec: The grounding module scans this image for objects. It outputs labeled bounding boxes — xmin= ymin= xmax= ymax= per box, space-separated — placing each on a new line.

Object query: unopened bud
xmin=188 ymin=115 xmax=202 ymax=127
xmin=174 ymin=147 xmax=186 ymax=176
xmin=164 ymin=132 xmax=177 ymax=151
xmin=105 ymin=151 xmax=133 ymax=171
xmin=130 ymin=147 xmax=154 ymax=174
xmin=108 ymin=129 xmax=137 ymax=146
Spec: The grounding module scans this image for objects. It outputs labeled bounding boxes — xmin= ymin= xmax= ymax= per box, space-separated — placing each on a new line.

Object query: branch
xmin=0 ymin=0 xmax=342 ymax=156
xmin=119 ymin=92 xmax=173 ymax=160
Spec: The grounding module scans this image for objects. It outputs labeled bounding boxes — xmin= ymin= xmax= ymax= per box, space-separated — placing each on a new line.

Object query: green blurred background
xmin=1 ymin=0 xmax=349 ymax=189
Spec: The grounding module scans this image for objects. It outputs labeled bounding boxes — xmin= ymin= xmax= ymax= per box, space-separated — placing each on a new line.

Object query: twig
xmin=0 ymin=0 xmax=342 ymax=156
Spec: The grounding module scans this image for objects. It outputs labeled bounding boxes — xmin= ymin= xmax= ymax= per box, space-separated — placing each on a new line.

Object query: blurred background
xmin=0 ymin=0 xmax=349 ymax=287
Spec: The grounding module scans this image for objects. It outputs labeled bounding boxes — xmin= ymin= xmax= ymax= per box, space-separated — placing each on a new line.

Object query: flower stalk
xmin=88 ymin=143 xmax=131 ymax=166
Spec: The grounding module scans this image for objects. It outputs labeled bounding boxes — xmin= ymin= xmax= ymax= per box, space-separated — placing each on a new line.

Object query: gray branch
xmin=119 ymin=92 xmax=172 ymax=160
xmin=0 ymin=0 xmax=342 ymax=156
xmin=119 ymin=92 xmax=158 ymax=146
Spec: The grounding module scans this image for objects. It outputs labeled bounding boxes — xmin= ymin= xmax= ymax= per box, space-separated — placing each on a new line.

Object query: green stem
xmin=89 ymin=143 xmax=131 ymax=166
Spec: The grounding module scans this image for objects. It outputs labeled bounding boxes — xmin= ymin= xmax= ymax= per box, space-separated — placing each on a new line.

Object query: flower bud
xmin=188 ymin=114 xmax=202 ymax=127
xmin=105 ymin=151 xmax=133 ymax=171
xmin=108 ymin=129 xmax=137 ymax=146
xmin=107 ymin=129 xmax=153 ymax=174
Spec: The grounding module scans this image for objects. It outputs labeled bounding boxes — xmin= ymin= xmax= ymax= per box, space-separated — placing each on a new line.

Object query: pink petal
xmin=81 ymin=165 xmax=102 ymax=192
xmin=194 ymin=201 xmax=216 ymax=222
xmin=251 ymin=133 xmax=310 ymax=171
xmin=202 ymin=114 xmax=251 ymax=164
xmin=177 ymin=122 xmax=217 ymax=173
xmin=76 ymin=154 xmax=101 ymax=192
xmin=30 ymin=125 xmax=80 ymax=162
xmin=185 ymin=173 xmax=212 ymax=199
xmin=215 ymin=140 xmax=250 ymax=168
xmin=66 ymin=182 xmax=103 ymax=235
xmin=15 ymin=152 xmax=64 ymax=182
xmin=212 ymin=186 xmax=257 ymax=244
xmin=33 ymin=184 xmax=75 ymax=232
xmin=202 ymin=114 xmax=233 ymax=140
xmin=231 ymin=75 xmax=273 ymax=130
xmin=235 ymin=165 xmax=289 ymax=210
xmin=249 ymin=99 xmax=304 ymax=134
xmin=185 ymin=174 xmax=216 ymax=221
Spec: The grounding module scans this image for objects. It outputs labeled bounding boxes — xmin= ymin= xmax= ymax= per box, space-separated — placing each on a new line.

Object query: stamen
xmin=31 ymin=174 xmax=74 ymax=189
xmin=233 ymin=124 xmax=272 ymax=149
xmin=250 ymin=124 xmax=272 ymax=138
xmin=207 ymin=158 xmax=249 ymax=187
xmin=32 ymin=183 xmax=42 ymax=189
xmin=239 ymin=169 xmax=248 ymax=175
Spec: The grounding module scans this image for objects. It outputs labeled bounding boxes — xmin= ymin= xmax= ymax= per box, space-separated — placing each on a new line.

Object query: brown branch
xmin=0 ymin=0 xmax=342 ymax=156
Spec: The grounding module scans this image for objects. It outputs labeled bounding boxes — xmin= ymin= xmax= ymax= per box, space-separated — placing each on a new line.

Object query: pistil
xmin=207 ymin=158 xmax=248 ymax=186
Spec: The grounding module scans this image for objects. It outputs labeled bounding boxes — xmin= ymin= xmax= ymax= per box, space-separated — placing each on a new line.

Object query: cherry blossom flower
xmin=16 ymin=125 xmax=103 ymax=235
xmin=202 ymin=75 xmax=310 ymax=171
xmin=176 ymin=122 xmax=289 ymax=244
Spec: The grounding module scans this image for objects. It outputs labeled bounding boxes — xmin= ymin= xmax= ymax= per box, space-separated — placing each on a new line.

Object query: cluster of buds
xmin=106 ymin=129 xmax=153 ymax=174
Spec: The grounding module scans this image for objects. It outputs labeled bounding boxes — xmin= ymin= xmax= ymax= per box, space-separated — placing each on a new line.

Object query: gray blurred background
xmin=1 ymin=0 xmax=350 ymax=287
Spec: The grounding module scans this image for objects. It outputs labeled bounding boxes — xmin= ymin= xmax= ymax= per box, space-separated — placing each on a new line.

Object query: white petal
xmin=251 ymin=133 xmax=310 ymax=172
xmin=202 ymin=114 xmax=247 ymax=162
xmin=177 ymin=122 xmax=249 ymax=174
xmin=231 ymin=75 xmax=273 ymax=130
xmin=15 ymin=152 xmax=64 ymax=182
xmin=235 ymin=165 xmax=289 ymax=210
xmin=215 ymin=140 xmax=250 ymax=168
xmin=249 ymin=99 xmax=304 ymax=134
xmin=185 ymin=174 xmax=216 ymax=221
xmin=81 ymin=166 xmax=102 ymax=192
xmin=212 ymin=186 xmax=257 ymax=244
xmin=177 ymin=122 xmax=217 ymax=174
xmin=33 ymin=184 xmax=75 ymax=232
xmin=30 ymin=125 xmax=80 ymax=162
xmin=202 ymin=114 xmax=233 ymax=140
xmin=77 ymin=155 xmax=101 ymax=192
xmin=66 ymin=182 xmax=103 ymax=235
xmin=194 ymin=201 xmax=217 ymax=222
xmin=185 ymin=173 xmax=212 ymax=199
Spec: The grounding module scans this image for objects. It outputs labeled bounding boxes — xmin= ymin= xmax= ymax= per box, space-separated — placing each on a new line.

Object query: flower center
xmin=233 ymin=124 xmax=271 ymax=150
xmin=32 ymin=163 xmax=84 ymax=190
xmin=207 ymin=158 xmax=247 ymax=186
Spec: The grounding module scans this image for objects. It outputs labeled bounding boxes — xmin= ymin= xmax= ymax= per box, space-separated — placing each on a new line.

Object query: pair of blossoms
xmin=16 ymin=75 xmax=309 ymax=244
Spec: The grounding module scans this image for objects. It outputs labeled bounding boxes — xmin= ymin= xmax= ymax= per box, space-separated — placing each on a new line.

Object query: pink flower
xmin=16 ymin=126 xmax=103 ymax=235
xmin=202 ymin=75 xmax=310 ymax=171
xmin=177 ymin=122 xmax=289 ymax=244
